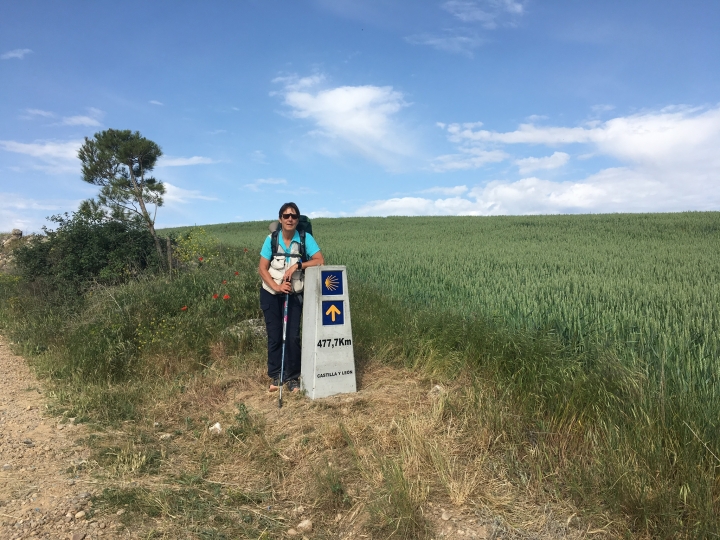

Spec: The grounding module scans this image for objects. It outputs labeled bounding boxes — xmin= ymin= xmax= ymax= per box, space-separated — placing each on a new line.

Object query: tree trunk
xmin=128 ymin=165 xmax=166 ymax=269
xmin=147 ymin=220 xmax=165 ymax=269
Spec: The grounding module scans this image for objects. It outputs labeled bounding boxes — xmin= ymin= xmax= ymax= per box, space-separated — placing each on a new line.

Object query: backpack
xmin=268 ymin=215 xmax=313 ymax=263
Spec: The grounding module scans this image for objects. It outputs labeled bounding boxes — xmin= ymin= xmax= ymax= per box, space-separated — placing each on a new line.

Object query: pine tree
xmin=78 ymin=129 xmax=166 ymax=265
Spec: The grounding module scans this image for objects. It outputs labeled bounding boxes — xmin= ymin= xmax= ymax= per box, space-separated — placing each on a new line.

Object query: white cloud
xmin=432 ymin=121 xmax=508 ymax=171
xmin=442 ymin=106 xmax=720 ymax=170
xmin=442 ymin=0 xmax=525 ymax=28
xmin=163 ymin=183 xmax=218 ymax=204
xmin=0 ymin=139 xmax=82 ymax=173
xmin=274 ymin=74 xmax=413 ymax=168
xmin=26 ymin=108 xmax=54 ymax=118
xmin=0 ymin=193 xmax=79 ymax=232
xmin=357 ymin=196 xmax=480 ymax=216
xmin=59 ymin=107 xmax=104 ymax=127
xmin=307 ymin=209 xmax=347 ymax=219
xmin=0 ymin=213 xmax=36 ymax=233
xmin=273 ymin=74 xmax=325 ymax=92
xmin=159 ymin=156 xmax=217 ymax=167
xmin=356 ymin=166 xmax=709 ymax=217
xmin=516 ymin=151 xmax=569 ymax=174
xmin=243 ymin=178 xmax=288 ymax=192
xmin=431 ymin=147 xmax=508 ymax=171
xmin=463 ymin=168 xmax=689 ymax=214
xmin=406 ymin=1 xmax=525 ymax=54
xmin=364 ymin=105 xmax=720 ymax=216
xmin=468 ymin=176 xmax=610 ymax=214
xmin=61 ymin=115 xmax=101 ymax=127
xmin=149 ymin=100 xmax=164 ymax=106
xmin=18 ymin=107 xmax=103 ymax=126
xmin=405 ymin=31 xmax=484 ymax=56
xmin=443 ymin=121 xmax=595 ymax=145
xmin=526 ymin=114 xmax=548 ymax=122
xmin=421 ymin=185 xmax=469 ymax=196
xmin=1 ymin=48 xmax=32 ymax=60
xmin=251 ymin=150 xmax=267 ymax=163
xmin=0 ymin=139 xmax=80 ymax=160
xmin=0 ymin=193 xmax=66 ymax=212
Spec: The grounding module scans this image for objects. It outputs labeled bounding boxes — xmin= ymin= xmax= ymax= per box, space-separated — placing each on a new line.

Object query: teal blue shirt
xmin=260 ymin=231 xmax=320 ymax=261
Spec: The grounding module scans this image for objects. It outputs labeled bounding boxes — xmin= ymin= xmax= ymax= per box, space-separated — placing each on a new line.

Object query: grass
xmin=95 ymin=483 xmax=283 ymax=538
xmin=1 ymin=214 xmax=719 ymax=537
xmin=367 ymin=457 xmax=429 ymax=539
xmin=166 ymin=213 xmax=720 ymax=538
xmin=80 ymin=357 xmax=580 ymax=539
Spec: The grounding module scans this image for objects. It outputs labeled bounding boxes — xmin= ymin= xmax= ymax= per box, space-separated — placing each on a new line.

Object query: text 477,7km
xmin=317 ymin=338 xmax=352 ymax=348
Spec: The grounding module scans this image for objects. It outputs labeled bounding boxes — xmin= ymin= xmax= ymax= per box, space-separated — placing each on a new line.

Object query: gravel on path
xmin=0 ymin=337 xmax=124 ymax=540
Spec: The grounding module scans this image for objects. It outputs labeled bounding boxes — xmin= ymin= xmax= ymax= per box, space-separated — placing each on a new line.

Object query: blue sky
xmin=2 ymin=0 xmax=719 ymax=232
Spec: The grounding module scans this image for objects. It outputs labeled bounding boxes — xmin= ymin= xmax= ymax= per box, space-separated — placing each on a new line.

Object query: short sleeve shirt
xmin=260 ymin=231 xmax=320 ymax=261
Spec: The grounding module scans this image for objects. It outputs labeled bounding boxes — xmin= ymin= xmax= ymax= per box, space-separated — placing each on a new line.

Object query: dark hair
xmin=279 ymin=202 xmax=300 ymax=218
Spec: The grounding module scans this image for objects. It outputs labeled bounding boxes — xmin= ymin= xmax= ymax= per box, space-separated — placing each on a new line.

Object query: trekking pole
xmin=278 ymin=292 xmax=289 ymax=409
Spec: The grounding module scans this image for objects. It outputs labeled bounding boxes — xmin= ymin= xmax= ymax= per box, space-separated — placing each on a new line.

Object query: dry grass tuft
xmin=85 ymin=355 xmax=612 ymax=538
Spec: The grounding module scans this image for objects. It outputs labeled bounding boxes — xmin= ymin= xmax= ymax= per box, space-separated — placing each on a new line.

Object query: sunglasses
xmin=282 ymin=213 xmax=299 ymax=220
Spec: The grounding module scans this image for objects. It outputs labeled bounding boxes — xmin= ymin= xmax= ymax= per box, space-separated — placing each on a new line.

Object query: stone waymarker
xmin=301 ymin=266 xmax=357 ymax=399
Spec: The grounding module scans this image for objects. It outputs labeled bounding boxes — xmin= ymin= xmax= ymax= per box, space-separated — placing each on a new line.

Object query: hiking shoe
xmin=286 ymin=379 xmax=300 ymax=393
xmin=269 ymin=378 xmax=281 ymax=392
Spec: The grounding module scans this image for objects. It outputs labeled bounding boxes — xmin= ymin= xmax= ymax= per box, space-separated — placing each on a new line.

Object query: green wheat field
xmin=182 ymin=212 xmax=720 ymax=369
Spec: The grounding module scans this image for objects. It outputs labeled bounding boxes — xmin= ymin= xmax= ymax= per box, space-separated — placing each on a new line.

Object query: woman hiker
xmin=258 ymin=202 xmax=324 ymax=392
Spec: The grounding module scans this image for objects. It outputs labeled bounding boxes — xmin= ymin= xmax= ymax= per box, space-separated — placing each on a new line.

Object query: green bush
xmin=13 ymin=212 xmax=160 ymax=291
xmin=0 ymin=244 xmax=261 ymax=384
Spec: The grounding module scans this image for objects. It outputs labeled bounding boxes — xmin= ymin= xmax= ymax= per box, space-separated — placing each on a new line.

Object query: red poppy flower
xmin=222 ymin=280 xmax=227 ymax=284
xmin=234 ymin=271 xmax=239 ymax=276
xmin=243 ymin=248 xmax=248 ymax=253
xmin=223 ymin=294 xmax=230 ymax=300
xmin=198 ymin=256 xmax=203 ymax=261
xmin=213 ymin=293 xmax=219 ymax=299
xmin=181 ymin=306 xmax=188 ymax=311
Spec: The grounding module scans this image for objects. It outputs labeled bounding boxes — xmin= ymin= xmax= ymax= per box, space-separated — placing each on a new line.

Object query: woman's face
xmin=280 ymin=208 xmax=299 ymax=233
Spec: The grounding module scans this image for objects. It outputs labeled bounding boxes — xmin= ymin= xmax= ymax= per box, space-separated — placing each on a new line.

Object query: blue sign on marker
xmin=321 ymin=270 xmax=344 ymax=296
xmin=322 ymin=300 xmax=344 ymax=326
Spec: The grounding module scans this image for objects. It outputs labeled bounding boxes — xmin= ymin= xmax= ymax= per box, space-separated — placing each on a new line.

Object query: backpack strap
xmin=270 ymin=229 xmax=279 ymax=256
xmin=299 ymin=229 xmax=308 ymax=262
xmin=270 ymin=229 xmax=308 ymax=263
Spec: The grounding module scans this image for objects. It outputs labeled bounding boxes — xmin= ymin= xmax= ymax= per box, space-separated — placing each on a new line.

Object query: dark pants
xmin=260 ymin=287 xmax=302 ymax=382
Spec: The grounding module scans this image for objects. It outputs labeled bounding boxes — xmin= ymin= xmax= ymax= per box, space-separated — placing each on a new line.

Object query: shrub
xmin=0 ymin=244 xmax=261 ymax=385
xmin=13 ymin=212 xmax=161 ymax=291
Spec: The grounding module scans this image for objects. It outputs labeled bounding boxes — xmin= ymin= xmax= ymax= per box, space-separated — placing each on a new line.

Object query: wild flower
xmin=213 ymin=294 xmax=219 ymax=299
xmin=223 ymin=294 xmax=230 ymax=300
xmin=234 ymin=271 xmax=239 ymax=275
xmin=198 ymin=256 xmax=203 ymax=261
xmin=222 ymin=280 xmax=227 ymax=284
xmin=243 ymin=248 xmax=248 ymax=253
xmin=180 ymin=306 xmax=188 ymax=311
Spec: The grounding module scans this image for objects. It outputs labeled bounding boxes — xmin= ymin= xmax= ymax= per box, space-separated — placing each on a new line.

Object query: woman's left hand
xmin=282 ymin=263 xmax=299 ymax=282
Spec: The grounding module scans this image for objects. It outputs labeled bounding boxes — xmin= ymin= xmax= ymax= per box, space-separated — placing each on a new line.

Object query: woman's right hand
xmin=275 ymin=278 xmax=293 ymax=294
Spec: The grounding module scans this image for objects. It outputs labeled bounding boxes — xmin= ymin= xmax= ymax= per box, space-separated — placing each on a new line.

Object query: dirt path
xmin=0 ymin=336 xmax=121 ymax=540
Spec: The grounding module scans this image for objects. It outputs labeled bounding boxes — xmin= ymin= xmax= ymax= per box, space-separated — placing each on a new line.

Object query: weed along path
xmin=0 ymin=336 xmax=119 ymax=540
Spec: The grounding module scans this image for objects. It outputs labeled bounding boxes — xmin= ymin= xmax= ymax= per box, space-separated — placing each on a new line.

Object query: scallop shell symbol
xmin=324 ymin=274 xmax=340 ymax=292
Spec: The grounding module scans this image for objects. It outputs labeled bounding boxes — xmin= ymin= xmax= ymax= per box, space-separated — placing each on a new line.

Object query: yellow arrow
xmin=325 ymin=304 xmax=341 ymax=322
